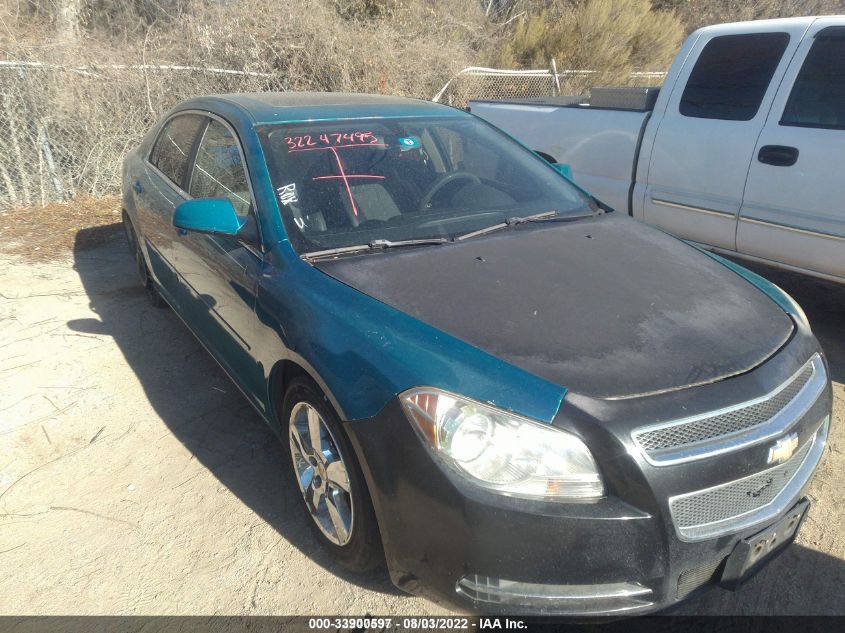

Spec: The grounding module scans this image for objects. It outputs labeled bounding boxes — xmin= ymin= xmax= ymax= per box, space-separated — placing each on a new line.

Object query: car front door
xmin=171 ymin=115 xmax=266 ymax=407
xmin=737 ymin=19 xmax=845 ymax=282
xmin=640 ymin=25 xmax=802 ymax=250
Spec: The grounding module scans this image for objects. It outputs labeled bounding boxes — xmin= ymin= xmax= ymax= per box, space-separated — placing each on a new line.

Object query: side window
xmin=189 ymin=120 xmax=252 ymax=217
xmin=781 ymin=29 xmax=845 ymax=130
xmin=680 ymin=33 xmax=790 ymax=121
xmin=150 ymin=114 xmax=205 ymax=187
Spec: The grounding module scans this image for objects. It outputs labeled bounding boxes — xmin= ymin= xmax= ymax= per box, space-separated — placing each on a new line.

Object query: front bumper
xmin=344 ymin=338 xmax=832 ymax=615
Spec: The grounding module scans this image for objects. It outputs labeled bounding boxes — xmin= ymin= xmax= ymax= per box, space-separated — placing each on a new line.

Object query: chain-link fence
xmin=0 ymin=62 xmax=279 ymax=210
xmin=432 ymin=65 xmax=667 ymax=109
xmin=1 ymin=61 xmax=667 ymax=211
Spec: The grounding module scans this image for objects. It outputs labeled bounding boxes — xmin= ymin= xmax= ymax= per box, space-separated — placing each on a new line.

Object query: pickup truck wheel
xmin=283 ymin=377 xmax=382 ymax=572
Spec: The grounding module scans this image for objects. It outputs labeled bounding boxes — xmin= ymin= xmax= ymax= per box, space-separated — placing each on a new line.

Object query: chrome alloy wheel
xmin=289 ymin=402 xmax=354 ymax=546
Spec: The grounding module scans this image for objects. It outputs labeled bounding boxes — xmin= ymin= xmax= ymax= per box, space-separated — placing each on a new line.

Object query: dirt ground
xmin=0 ymin=221 xmax=843 ymax=615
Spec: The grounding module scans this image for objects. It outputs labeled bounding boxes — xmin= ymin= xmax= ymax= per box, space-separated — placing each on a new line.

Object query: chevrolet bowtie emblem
xmin=767 ymin=433 xmax=799 ymax=465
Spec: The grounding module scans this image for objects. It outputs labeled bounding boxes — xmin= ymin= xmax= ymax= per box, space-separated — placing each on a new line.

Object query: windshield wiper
xmin=302 ymin=237 xmax=448 ymax=261
xmin=456 ymin=210 xmax=594 ymax=241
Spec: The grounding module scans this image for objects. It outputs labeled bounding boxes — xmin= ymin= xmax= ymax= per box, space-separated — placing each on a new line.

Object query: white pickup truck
xmin=471 ymin=17 xmax=845 ymax=284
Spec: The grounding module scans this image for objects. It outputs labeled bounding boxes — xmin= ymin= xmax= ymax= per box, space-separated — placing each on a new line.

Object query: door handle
xmin=132 ymin=180 xmax=143 ymax=193
xmin=758 ymin=145 xmax=799 ymax=167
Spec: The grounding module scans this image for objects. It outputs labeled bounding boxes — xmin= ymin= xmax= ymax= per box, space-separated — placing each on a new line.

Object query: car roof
xmin=179 ymin=92 xmax=466 ymax=126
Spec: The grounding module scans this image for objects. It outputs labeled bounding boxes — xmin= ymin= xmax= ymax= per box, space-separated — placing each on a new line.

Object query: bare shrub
xmin=653 ymin=0 xmax=845 ymax=32
xmin=4 ymin=1 xmax=194 ymax=38
xmin=1 ymin=0 xmax=839 ymax=210
xmin=0 ymin=0 xmax=492 ymax=208
xmin=492 ymin=0 xmax=683 ymax=87
xmin=134 ymin=0 xmax=491 ymax=98
xmin=333 ymin=0 xmax=394 ymax=20
xmin=0 ymin=64 xmax=275 ymax=208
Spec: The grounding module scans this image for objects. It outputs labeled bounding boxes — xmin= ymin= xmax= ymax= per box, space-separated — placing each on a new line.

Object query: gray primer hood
xmin=315 ymin=215 xmax=793 ymax=399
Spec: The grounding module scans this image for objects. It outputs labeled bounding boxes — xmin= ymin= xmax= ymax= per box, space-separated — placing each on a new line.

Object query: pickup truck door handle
xmin=758 ymin=145 xmax=799 ymax=167
xmin=132 ymin=180 xmax=143 ymax=193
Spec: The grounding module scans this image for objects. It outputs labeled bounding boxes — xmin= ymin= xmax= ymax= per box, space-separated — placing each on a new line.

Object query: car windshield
xmin=257 ymin=116 xmax=595 ymax=254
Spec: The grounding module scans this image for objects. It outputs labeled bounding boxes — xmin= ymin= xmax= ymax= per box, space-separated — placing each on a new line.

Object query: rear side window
xmin=150 ymin=114 xmax=205 ymax=188
xmin=680 ymin=33 xmax=790 ymax=121
xmin=188 ymin=120 xmax=252 ymax=217
xmin=781 ymin=28 xmax=845 ymax=130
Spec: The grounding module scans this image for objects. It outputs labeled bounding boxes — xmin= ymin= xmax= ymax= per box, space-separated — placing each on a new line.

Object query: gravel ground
xmin=0 ymin=224 xmax=842 ymax=615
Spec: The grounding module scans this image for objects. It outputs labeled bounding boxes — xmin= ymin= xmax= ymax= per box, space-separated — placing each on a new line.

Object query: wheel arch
xmin=121 ymin=206 xmax=154 ymax=275
xmin=121 ymin=208 xmax=138 ymax=249
xmin=267 ymin=358 xmax=350 ymax=428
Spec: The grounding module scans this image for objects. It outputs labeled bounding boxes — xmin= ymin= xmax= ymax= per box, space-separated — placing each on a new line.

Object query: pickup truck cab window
xmin=781 ymin=28 xmax=845 ymax=130
xmin=189 ymin=119 xmax=253 ymax=217
xmin=149 ymin=113 xmax=205 ymax=188
xmin=468 ymin=17 xmax=845 ymax=283
xmin=680 ymin=33 xmax=790 ymax=121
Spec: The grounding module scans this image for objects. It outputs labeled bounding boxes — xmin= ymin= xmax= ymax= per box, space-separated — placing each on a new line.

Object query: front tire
xmin=283 ymin=377 xmax=382 ymax=572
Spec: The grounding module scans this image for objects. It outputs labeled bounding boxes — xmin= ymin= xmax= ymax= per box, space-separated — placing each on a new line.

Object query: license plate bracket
xmin=720 ymin=498 xmax=809 ymax=590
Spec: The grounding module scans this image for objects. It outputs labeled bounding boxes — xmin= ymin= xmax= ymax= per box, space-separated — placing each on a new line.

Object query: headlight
xmin=400 ymin=388 xmax=604 ymax=500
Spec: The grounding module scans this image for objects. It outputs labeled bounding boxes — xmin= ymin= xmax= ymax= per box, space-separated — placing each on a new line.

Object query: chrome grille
xmin=671 ymin=440 xmax=811 ymax=528
xmin=669 ymin=418 xmax=829 ymax=542
xmin=637 ymin=365 xmax=812 ymax=452
xmin=632 ymin=354 xmax=824 ymax=465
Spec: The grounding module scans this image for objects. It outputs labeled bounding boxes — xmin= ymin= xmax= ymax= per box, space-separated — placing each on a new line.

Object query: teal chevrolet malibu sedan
xmin=122 ymin=93 xmax=831 ymax=615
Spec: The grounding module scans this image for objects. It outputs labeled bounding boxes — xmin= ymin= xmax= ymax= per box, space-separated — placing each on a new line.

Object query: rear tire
xmin=283 ymin=376 xmax=382 ymax=572
xmin=122 ymin=211 xmax=166 ymax=309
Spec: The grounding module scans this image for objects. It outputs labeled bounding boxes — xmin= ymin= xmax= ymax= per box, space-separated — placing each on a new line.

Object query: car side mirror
xmin=552 ymin=163 xmax=574 ymax=181
xmin=173 ymin=198 xmax=245 ymax=237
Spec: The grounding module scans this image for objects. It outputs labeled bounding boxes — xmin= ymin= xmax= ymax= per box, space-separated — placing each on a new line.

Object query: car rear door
xmin=737 ymin=19 xmax=845 ymax=282
xmin=640 ymin=23 xmax=805 ymax=250
xmin=139 ymin=113 xmax=206 ymax=303
xmin=171 ymin=115 xmax=266 ymax=406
